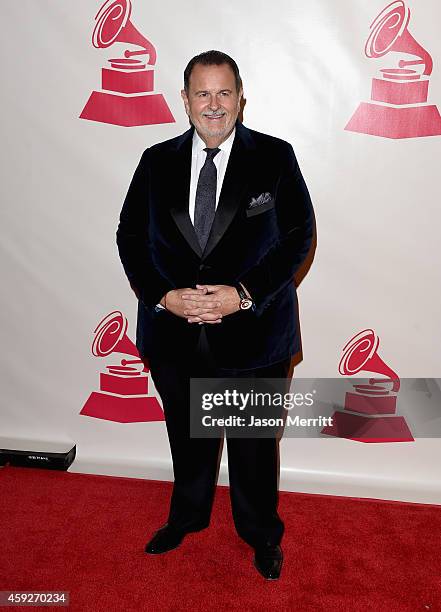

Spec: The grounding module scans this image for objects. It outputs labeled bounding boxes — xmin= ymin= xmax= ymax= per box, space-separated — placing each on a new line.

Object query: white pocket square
xmin=246 ymin=192 xmax=275 ymax=217
xmin=248 ymin=192 xmax=273 ymax=208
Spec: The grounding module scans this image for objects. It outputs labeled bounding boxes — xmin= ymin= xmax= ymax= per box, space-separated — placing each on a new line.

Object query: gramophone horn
xmin=92 ymin=0 xmax=157 ymax=65
xmin=92 ymin=310 xmax=139 ymax=358
xmin=339 ymin=329 xmax=400 ymax=392
xmin=365 ymin=0 xmax=432 ymax=76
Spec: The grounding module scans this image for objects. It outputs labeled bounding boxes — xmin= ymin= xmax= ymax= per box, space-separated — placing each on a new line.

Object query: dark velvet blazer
xmin=116 ymin=121 xmax=315 ymax=369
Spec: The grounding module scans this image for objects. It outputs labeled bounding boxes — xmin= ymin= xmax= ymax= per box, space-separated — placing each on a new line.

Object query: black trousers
xmin=147 ymin=326 xmax=291 ymax=548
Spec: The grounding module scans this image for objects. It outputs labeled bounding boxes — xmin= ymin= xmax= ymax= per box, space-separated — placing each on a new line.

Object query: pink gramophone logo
xmin=345 ymin=1 xmax=441 ymax=139
xmin=321 ymin=329 xmax=414 ymax=442
xmin=80 ymin=311 xmax=164 ymax=422
xmin=80 ymin=0 xmax=175 ymax=127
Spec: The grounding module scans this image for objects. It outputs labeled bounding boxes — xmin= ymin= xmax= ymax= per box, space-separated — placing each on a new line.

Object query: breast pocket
xmin=245 ymin=198 xmax=276 ymax=217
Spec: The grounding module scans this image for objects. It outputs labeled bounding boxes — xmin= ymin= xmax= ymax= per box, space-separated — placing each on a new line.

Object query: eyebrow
xmin=194 ymin=88 xmax=233 ymax=95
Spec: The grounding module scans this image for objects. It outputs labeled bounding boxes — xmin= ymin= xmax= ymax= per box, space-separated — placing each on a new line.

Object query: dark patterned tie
xmin=194 ymin=147 xmax=220 ymax=251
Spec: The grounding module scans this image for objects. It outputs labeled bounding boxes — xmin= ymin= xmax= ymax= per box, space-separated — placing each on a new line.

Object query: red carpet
xmin=1 ymin=465 xmax=441 ymax=611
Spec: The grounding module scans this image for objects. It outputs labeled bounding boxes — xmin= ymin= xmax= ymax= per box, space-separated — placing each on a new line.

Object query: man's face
xmin=181 ymin=63 xmax=242 ymax=144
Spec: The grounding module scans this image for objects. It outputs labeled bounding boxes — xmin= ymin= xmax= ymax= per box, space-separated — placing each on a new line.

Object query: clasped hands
xmin=160 ymin=284 xmax=243 ymax=324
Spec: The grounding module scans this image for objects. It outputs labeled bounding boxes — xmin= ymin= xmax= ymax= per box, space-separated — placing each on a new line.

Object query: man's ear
xmin=181 ymin=89 xmax=190 ymax=116
xmin=237 ymin=88 xmax=244 ymax=110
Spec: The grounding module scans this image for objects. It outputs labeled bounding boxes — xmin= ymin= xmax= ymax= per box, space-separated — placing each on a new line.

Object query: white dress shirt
xmin=155 ymin=127 xmax=236 ymax=311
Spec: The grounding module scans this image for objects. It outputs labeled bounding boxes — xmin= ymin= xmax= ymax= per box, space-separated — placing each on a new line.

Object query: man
xmin=116 ymin=50 xmax=314 ymax=580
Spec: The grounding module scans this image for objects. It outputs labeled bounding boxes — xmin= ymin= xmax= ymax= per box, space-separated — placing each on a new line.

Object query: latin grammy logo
xmin=80 ymin=0 xmax=175 ymax=127
xmin=80 ymin=311 xmax=164 ymax=422
xmin=321 ymin=329 xmax=414 ymax=442
xmin=345 ymin=0 xmax=441 ymax=139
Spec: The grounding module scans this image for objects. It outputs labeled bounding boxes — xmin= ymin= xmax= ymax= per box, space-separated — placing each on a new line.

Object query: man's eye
xmin=220 ymin=92 xmax=230 ymax=96
xmin=199 ymin=92 xmax=208 ymax=97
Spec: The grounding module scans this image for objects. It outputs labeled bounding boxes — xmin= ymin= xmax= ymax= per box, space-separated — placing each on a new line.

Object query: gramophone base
xmin=345 ymin=102 xmax=441 ymax=139
xmin=344 ymin=391 xmax=397 ymax=415
xmin=80 ymin=91 xmax=175 ymax=127
xmin=80 ymin=391 xmax=164 ymax=423
xmin=321 ymin=410 xmax=414 ymax=443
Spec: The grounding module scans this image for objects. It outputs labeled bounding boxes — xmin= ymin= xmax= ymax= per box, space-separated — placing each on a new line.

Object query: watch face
xmin=240 ymin=298 xmax=253 ymax=310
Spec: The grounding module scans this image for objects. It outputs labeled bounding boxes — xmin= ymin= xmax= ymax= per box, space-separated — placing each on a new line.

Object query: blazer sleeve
xmin=116 ymin=149 xmax=175 ymax=309
xmin=237 ymin=143 xmax=315 ymax=317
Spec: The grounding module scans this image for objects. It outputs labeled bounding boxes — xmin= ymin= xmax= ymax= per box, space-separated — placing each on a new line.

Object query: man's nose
xmin=208 ymin=95 xmax=220 ymax=110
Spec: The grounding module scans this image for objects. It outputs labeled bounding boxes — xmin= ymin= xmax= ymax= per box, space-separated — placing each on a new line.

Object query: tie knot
xmin=204 ymin=147 xmax=220 ymax=160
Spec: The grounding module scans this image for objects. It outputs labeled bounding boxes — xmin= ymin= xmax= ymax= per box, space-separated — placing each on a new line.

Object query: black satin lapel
xmin=202 ymin=133 xmax=252 ymax=260
xmin=169 ymin=131 xmax=203 ymax=258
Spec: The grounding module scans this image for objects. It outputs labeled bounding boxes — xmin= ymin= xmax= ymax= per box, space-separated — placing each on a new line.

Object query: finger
xmin=188 ymin=311 xmax=222 ymax=321
xmin=186 ymin=309 xmax=222 ymax=318
xmin=182 ymin=294 xmax=221 ymax=301
xmin=196 ymin=284 xmax=220 ymax=292
xmin=199 ymin=315 xmax=223 ymax=322
xmin=181 ymin=288 xmax=207 ymax=297
xmin=184 ymin=310 xmax=219 ymax=317
xmin=181 ymin=293 xmax=217 ymax=301
xmin=183 ymin=307 xmax=221 ymax=316
xmin=188 ymin=318 xmax=222 ymax=324
xmin=180 ymin=300 xmax=222 ymax=314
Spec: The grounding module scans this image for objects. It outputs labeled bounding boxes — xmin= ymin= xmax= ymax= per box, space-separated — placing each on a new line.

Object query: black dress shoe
xmin=253 ymin=544 xmax=283 ymax=580
xmin=144 ymin=524 xmax=185 ymax=554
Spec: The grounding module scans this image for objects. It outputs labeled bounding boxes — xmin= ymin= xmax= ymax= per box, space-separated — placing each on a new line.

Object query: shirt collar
xmin=192 ymin=126 xmax=236 ymax=155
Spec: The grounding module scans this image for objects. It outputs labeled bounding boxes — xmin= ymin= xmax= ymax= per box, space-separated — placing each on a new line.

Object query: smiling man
xmin=116 ymin=50 xmax=315 ymax=580
xmin=184 ymin=61 xmax=239 ymax=143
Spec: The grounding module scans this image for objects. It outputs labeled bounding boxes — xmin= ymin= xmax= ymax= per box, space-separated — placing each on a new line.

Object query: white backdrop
xmin=1 ymin=0 xmax=440 ymax=503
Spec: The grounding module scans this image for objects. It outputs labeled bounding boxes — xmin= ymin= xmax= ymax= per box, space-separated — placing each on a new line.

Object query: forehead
xmin=188 ymin=63 xmax=237 ymax=91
